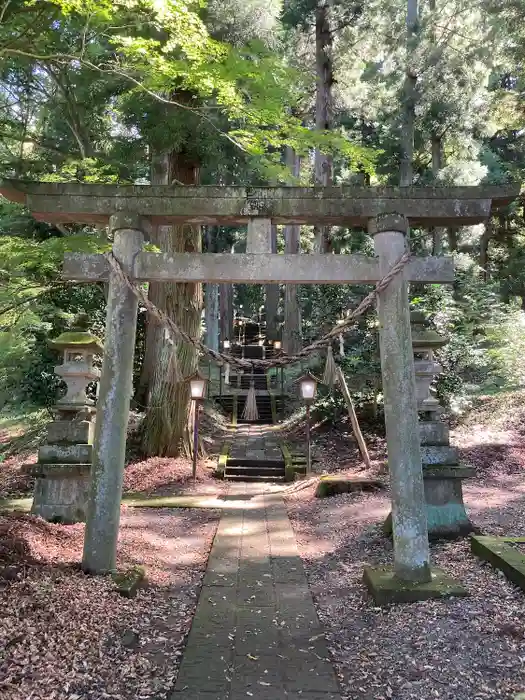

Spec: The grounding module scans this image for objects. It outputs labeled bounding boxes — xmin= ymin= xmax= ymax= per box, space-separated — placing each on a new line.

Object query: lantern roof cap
xmin=48 ymin=331 xmax=104 ymax=353
xmin=411 ymin=329 xmax=448 ymax=349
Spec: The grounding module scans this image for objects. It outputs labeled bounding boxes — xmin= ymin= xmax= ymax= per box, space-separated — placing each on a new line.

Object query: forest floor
xmin=286 ymin=388 xmax=525 ymax=700
xmin=0 ymin=406 xmax=228 ymax=700
xmin=1 ymin=394 xmax=525 ymax=698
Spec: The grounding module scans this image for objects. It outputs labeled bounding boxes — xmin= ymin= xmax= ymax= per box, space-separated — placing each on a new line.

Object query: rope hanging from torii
xmin=105 ymin=249 xmax=412 ymax=373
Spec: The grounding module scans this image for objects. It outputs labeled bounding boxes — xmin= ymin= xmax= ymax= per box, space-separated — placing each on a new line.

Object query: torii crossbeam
xmin=1 ymin=179 xmax=518 ymax=602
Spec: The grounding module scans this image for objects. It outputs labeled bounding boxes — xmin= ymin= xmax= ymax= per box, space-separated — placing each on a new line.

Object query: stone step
xmin=226 ymin=465 xmax=285 ymax=478
xmin=227 ymin=458 xmax=285 ymax=468
xmin=223 ymin=473 xmax=285 ymax=482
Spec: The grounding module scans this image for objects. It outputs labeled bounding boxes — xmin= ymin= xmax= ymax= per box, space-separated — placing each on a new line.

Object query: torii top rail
xmin=0 ymin=180 xmax=517 ymax=224
xmin=0 ymin=179 xmax=518 ymax=587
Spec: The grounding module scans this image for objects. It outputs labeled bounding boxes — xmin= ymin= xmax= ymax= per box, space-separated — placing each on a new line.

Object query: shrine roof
xmin=0 ymin=180 xmax=520 ymax=226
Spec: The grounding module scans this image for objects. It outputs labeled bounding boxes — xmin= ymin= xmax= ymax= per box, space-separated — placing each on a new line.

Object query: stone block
xmin=419 ymin=421 xmax=449 ymax=446
xmin=421 ymin=445 xmax=459 ymax=466
xmin=363 ymin=566 xmax=468 ymax=605
xmin=46 ymin=420 xmax=94 ymax=445
xmin=29 ymin=462 xmax=91 ymax=478
xmin=112 ymin=566 xmax=146 ymax=598
xmin=31 ymin=465 xmax=90 ymax=523
xmin=471 ymin=536 xmax=525 ymax=592
xmin=315 ymin=475 xmax=384 ymax=498
xmin=38 ymin=443 xmax=93 ymax=465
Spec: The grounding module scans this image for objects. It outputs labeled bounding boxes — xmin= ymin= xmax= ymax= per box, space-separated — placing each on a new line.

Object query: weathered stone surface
xmin=112 ymin=565 xmax=146 ymax=598
xmin=31 ymin=466 xmax=90 ymax=523
xmin=38 ymin=443 xmax=93 ymax=464
xmin=46 ymin=420 xmax=95 ymax=445
xmin=82 ymin=215 xmax=144 ymax=574
xmin=1 ymin=180 xmax=517 ymax=225
xmin=371 ymin=216 xmax=431 ymax=584
xmin=172 ymin=483 xmax=342 ymax=698
xmin=28 ymin=462 xmax=91 ymax=477
xmin=421 ymin=445 xmax=459 ymax=466
xmin=419 ymin=421 xmax=449 ymax=446
xmin=315 ymin=475 xmax=384 ymax=498
xmin=384 ymin=466 xmax=475 ymax=538
xmin=471 ymin=536 xmax=525 ymax=592
xmin=363 ymin=566 xmax=468 ymax=605
xmin=246 ymin=217 xmax=272 ymax=253
xmin=63 ymin=251 xmax=455 ymax=284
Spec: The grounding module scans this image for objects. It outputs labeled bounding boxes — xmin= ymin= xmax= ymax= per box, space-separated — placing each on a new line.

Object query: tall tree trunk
xmin=479 ymin=220 xmax=493 ymax=281
xmin=448 ymin=227 xmax=459 ymax=252
xmin=265 ymin=225 xmax=280 ymax=341
xmin=284 ymin=147 xmax=302 ymax=354
xmin=204 ymin=227 xmax=220 ymax=352
xmin=141 ymin=147 xmax=202 ymax=457
xmin=219 ymin=283 xmax=234 ymax=345
xmin=135 ymin=151 xmax=167 ymax=407
xmin=205 ymin=283 xmax=220 ymax=351
xmin=431 ymin=134 xmax=445 ymax=254
xmin=400 ymin=0 xmax=418 ymax=187
xmin=313 ymin=0 xmax=333 ymax=253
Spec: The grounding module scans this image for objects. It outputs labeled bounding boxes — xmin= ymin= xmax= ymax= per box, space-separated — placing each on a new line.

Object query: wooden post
xmin=335 ymin=366 xmax=371 ymax=470
xmin=369 ymin=213 xmax=431 ymax=584
xmin=82 ymin=213 xmax=146 ymax=574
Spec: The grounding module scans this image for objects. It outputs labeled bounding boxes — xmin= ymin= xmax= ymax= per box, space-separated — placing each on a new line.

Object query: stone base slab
xmin=315 ymin=475 xmax=384 ymax=498
xmin=363 ymin=566 xmax=468 ymax=605
xmin=471 ymin=536 xmax=525 ymax=592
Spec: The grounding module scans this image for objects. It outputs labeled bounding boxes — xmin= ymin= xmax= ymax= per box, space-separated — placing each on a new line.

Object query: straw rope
xmin=106 ymin=249 xmax=412 ymax=371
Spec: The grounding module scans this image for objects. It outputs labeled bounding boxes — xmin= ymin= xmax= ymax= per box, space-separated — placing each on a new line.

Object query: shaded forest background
xmin=1 ymin=0 xmax=525 ymax=456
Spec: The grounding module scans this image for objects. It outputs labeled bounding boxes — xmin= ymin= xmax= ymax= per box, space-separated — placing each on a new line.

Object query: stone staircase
xmin=223 ymin=426 xmax=286 ymax=482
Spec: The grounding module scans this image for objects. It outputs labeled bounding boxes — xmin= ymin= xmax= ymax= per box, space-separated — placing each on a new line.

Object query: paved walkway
xmin=171 ymin=483 xmax=342 ymax=699
xmin=229 ymin=425 xmax=283 ymax=462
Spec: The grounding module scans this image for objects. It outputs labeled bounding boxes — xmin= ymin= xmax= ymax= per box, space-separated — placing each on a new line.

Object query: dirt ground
xmin=286 ymin=393 xmax=525 ymax=700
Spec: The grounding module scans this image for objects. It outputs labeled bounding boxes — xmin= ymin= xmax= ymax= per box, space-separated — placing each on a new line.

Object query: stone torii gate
xmin=0 ymin=181 xmax=518 ymax=603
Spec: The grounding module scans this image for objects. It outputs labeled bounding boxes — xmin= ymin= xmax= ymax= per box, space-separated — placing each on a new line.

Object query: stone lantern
xmin=27 ymin=315 xmax=103 ymax=523
xmin=412 ymin=311 xmax=474 ymax=538
xmin=411 ymin=311 xmax=446 ymax=415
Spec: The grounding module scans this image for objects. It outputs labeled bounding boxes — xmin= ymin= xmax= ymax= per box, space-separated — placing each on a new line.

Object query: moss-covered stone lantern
xmin=412 ymin=311 xmax=473 ymax=538
xmin=27 ymin=314 xmax=103 ymax=523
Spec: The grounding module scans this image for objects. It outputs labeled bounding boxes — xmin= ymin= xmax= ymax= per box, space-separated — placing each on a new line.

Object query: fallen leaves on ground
xmin=123 ymin=457 xmax=223 ymax=496
xmin=285 ymin=398 xmax=525 ymax=700
xmin=0 ymin=508 xmax=220 ymax=700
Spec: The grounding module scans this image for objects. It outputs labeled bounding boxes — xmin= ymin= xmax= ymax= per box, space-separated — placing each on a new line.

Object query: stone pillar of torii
xmin=1 ymin=181 xmax=517 ymax=603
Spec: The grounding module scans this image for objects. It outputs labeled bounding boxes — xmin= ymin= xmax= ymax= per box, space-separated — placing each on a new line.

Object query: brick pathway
xmin=171 ymin=483 xmax=342 ymax=699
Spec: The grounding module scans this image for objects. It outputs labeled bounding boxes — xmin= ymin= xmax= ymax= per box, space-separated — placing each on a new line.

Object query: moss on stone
xmin=216 ymin=442 xmax=231 ymax=478
xmin=471 ymin=535 xmax=525 ymax=592
xmin=48 ymin=331 xmax=103 ymax=353
xmin=111 ymin=565 xmax=145 ymax=598
xmin=363 ymin=566 xmax=468 ymax=605
xmin=123 ymin=495 xmax=222 ymax=509
xmin=316 ymin=475 xmax=384 ymax=499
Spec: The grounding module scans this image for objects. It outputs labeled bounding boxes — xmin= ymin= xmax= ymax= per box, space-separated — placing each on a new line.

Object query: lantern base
xmin=27 ymin=462 xmax=91 ymax=524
